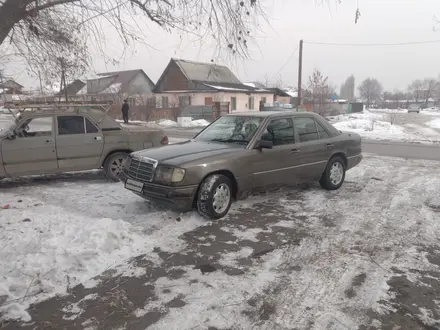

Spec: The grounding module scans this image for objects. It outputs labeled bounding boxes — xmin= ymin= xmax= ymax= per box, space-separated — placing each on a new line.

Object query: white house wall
xmin=155 ymin=91 xmax=274 ymax=111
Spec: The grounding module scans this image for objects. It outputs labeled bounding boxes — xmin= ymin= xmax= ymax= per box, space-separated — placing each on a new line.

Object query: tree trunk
xmin=0 ymin=0 xmax=29 ymax=45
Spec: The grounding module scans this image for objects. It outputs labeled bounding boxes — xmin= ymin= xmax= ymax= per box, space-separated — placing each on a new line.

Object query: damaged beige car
xmin=0 ymin=104 xmax=168 ymax=181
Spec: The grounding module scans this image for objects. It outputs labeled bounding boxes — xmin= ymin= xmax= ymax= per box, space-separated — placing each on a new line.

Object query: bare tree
xmin=308 ymin=69 xmax=332 ymax=115
xmin=408 ymin=79 xmax=424 ymax=103
xmin=0 ymin=0 xmax=266 ymax=84
xmin=358 ymin=78 xmax=383 ymax=108
xmin=422 ymin=78 xmax=438 ymax=105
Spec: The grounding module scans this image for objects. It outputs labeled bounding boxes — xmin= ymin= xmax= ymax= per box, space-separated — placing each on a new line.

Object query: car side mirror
xmin=255 ymin=140 xmax=273 ymax=150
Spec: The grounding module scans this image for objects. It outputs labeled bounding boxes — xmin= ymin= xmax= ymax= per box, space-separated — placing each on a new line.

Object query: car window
xmin=195 ymin=116 xmax=263 ymax=145
xmin=294 ymin=117 xmax=319 ymax=142
xmin=58 ymin=116 xmax=85 ymax=135
xmin=17 ymin=117 xmax=53 ymax=138
xmin=85 ymin=118 xmax=99 ymax=133
xmin=316 ymin=122 xmax=330 ymax=139
xmin=261 ymin=118 xmax=295 ymax=146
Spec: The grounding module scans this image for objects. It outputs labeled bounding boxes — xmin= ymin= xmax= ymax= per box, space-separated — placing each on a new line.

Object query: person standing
xmin=121 ymin=99 xmax=129 ymax=124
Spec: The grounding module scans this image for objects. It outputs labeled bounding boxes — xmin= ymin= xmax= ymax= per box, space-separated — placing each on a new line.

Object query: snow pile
xmin=157 ymin=118 xmax=210 ymax=128
xmin=156 ymin=119 xmax=179 ymax=128
xmin=367 ymin=108 xmax=407 ymax=113
xmin=427 ymin=118 xmax=440 ymax=129
xmin=185 ymin=118 xmax=210 ymax=127
xmin=332 ymin=110 xmax=415 ymax=141
xmin=421 ymin=108 xmax=440 ymax=116
xmin=0 ymin=181 xmax=205 ymax=321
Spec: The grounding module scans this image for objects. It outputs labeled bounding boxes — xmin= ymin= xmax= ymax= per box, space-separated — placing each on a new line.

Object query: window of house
xmin=179 ymin=96 xmax=191 ymax=107
xmin=162 ymin=96 xmax=169 ymax=108
xmin=18 ymin=117 xmax=53 ymax=137
xmin=58 ymin=116 xmax=86 ymax=135
xmin=230 ymin=97 xmax=237 ymax=111
xmin=261 ymin=118 xmax=295 ymax=146
xmin=293 ymin=117 xmax=319 ymax=142
xmin=261 ymin=97 xmax=267 ymax=104
xmin=316 ymin=122 xmax=330 ymax=139
xmin=248 ymin=96 xmax=255 ymax=110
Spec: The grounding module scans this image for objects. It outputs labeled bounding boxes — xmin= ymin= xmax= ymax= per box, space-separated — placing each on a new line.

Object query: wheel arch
xmin=192 ymin=169 xmax=238 ymax=208
xmin=330 ymin=152 xmax=347 ymax=168
xmin=102 ymin=149 xmax=133 ymax=167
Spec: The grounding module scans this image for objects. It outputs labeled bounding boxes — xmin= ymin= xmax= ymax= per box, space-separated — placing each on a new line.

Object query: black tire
xmin=103 ymin=152 xmax=129 ymax=182
xmin=319 ymin=156 xmax=346 ymax=190
xmin=197 ymin=174 xmax=233 ymax=220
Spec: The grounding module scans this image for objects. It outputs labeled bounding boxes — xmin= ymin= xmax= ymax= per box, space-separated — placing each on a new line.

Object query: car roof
xmin=15 ymin=105 xmax=121 ymax=130
xmin=225 ymin=111 xmax=319 ymax=118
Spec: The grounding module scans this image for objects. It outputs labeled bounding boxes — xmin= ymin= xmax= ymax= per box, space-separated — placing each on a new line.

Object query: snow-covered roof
xmin=285 ymin=89 xmax=298 ymax=98
xmin=173 ymin=58 xmax=242 ymax=84
xmin=203 ymin=83 xmax=249 ymax=92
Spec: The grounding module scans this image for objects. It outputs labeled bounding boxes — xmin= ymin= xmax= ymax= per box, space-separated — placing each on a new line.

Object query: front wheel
xmin=197 ymin=174 xmax=233 ymax=220
xmin=319 ymin=156 xmax=346 ymax=190
xmin=103 ymin=152 xmax=129 ymax=182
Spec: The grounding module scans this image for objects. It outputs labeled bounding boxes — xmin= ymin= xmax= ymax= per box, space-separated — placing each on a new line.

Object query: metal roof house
xmin=153 ymin=58 xmax=274 ymax=112
xmin=86 ymin=69 xmax=155 ymax=97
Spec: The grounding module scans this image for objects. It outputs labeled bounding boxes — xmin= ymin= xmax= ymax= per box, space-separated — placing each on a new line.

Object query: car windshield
xmin=195 ymin=115 xmax=263 ymax=145
xmin=0 ymin=108 xmax=19 ymax=137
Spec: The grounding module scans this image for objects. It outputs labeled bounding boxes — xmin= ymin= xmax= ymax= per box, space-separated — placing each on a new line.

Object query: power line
xmin=304 ymin=39 xmax=440 ymax=47
xmin=271 ymin=44 xmax=300 ymax=80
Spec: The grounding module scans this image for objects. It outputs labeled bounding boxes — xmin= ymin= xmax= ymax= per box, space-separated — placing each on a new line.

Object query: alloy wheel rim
xmin=329 ymin=162 xmax=344 ymax=186
xmin=212 ymin=184 xmax=231 ymax=214
xmin=110 ymin=158 xmax=124 ymax=175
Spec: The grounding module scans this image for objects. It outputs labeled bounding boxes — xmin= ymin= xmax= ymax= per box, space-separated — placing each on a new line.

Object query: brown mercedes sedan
xmin=119 ymin=111 xmax=362 ymax=220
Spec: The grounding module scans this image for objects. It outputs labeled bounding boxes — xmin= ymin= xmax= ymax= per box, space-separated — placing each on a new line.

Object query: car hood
xmin=131 ymin=140 xmax=244 ymax=166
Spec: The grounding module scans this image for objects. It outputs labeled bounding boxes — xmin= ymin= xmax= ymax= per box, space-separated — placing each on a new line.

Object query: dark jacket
xmin=122 ymin=102 xmax=129 ymax=112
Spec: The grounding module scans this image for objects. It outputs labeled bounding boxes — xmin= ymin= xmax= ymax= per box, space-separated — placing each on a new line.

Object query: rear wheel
xmin=103 ymin=152 xmax=129 ymax=182
xmin=319 ymin=156 xmax=346 ymax=190
xmin=197 ymin=174 xmax=233 ymax=220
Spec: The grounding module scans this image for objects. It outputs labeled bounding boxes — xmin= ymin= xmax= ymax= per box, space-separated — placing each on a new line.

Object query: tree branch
xmin=26 ymin=0 xmax=80 ymax=13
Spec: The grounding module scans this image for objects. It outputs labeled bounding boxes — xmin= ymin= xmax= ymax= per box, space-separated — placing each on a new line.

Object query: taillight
xmin=160 ymin=136 xmax=169 ymax=145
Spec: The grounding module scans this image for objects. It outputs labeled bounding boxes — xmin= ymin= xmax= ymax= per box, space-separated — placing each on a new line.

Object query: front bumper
xmin=119 ymin=170 xmax=197 ymax=212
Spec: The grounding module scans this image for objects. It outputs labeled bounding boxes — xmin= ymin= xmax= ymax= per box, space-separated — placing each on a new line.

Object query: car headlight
xmin=154 ymin=166 xmax=186 ymax=183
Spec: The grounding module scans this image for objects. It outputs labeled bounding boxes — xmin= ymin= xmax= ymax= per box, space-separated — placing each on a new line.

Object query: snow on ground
xmin=1 ymin=155 xmax=440 ymax=328
xmin=157 ymin=118 xmax=210 ymax=128
xmin=331 ymin=110 xmax=415 ymax=141
xmin=427 ymin=118 xmax=440 ymax=129
xmin=369 ymin=107 xmax=440 ymax=116
xmin=143 ymin=155 xmax=440 ymax=329
xmin=331 ymin=110 xmax=440 ymax=143
xmin=118 ymin=118 xmax=210 ymax=129
xmin=0 ymin=177 xmax=206 ymax=321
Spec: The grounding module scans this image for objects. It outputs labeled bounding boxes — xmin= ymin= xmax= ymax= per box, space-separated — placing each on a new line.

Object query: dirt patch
xmin=360 ymin=267 xmax=440 ymax=329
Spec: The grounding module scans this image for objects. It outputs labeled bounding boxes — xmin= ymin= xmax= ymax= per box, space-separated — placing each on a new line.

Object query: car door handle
xmin=45 ymin=139 xmax=53 ymax=144
xmin=290 ymin=148 xmax=300 ymax=154
xmin=325 ymin=143 xmax=334 ymax=148
xmin=93 ymin=136 xmax=102 ymax=141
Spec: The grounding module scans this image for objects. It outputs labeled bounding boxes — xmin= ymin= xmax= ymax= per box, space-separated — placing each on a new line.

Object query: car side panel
xmin=1 ymin=116 xmax=58 ymax=176
xmin=55 ymin=115 xmax=104 ymax=171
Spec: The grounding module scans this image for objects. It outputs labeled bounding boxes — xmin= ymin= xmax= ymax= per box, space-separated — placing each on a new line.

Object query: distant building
xmin=153 ymin=58 xmax=274 ymax=117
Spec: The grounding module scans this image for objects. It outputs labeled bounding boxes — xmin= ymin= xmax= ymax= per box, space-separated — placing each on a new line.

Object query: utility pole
xmin=297 ymin=39 xmax=303 ymax=108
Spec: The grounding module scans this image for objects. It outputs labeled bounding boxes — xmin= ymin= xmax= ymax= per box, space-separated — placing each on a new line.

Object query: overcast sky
xmin=12 ymin=0 xmax=440 ymax=92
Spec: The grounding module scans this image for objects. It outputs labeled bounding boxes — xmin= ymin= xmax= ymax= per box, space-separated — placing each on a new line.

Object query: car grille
xmin=128 ymin=157 xmax=157 ymax=182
